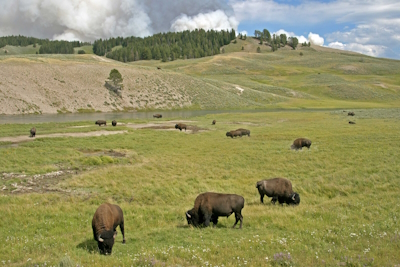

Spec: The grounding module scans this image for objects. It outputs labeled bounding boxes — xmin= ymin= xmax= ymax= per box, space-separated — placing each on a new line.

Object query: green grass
xmin=1 ymin=110 xmax=400 ymax=266
xmin=2 ymin=44 xmax=40 ymax=55
xmin=74 ymin=45 xmax=94 ymax=54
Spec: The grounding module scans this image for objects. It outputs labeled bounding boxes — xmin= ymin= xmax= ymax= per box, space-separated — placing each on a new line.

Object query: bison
xmin=95 ymin=120 xmax=107 ymax=126
xmin=348 ymin=112 xmax=355 ymax=116
xmin=291 ymin=138 xmax=312 ymax=150
xmin=226 ymin=130 xmax=242 ymax=138
xmin=256 ymin=178 xmax=300 ymax=205
xmin=235 ymin=128 xmax=250 ymax=137
xmin=185 ymin=192 xmax=244 ymax=229
xmin=175 ymin=123 xmax=187 ymax=131
xmin=153 ymin=114 xmax=162 ymax=118
xmin=349 ymin=121 xmax=356 ymax=124
xmin=112 ymin=120 xmax=117 ymax=126
xmin=92 ymin=203 xmax=126 ymax=255
xmin=212 ymin=120 xmax=216 ymax=125
xmin=30 ymin=127 xmax=36 ymax=137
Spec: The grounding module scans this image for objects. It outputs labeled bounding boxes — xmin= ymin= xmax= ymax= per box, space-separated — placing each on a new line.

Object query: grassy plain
xmin=1 ymin=109 xmax=399 ymax=266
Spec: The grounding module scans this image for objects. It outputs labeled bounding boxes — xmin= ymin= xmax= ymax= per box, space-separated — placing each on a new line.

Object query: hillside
xmin=1 ymin=37 xmax=400 ymax=115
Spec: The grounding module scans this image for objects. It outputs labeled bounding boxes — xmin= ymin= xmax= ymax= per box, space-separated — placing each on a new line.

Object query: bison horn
xmin=291 ymin=194 xmax=296 ymax=200
xmin=186 ymin=212 xmax=191 ymax=218
xmin=98 ymin=235 xmax=104 ymax=242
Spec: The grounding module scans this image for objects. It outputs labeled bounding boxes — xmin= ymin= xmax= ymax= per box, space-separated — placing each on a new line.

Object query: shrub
xmin=78 ymin=50 xmax=86 ymax=54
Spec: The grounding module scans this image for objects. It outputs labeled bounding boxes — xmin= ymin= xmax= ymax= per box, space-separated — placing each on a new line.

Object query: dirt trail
xmin=0 ymin=130 xmax=127 ymax=143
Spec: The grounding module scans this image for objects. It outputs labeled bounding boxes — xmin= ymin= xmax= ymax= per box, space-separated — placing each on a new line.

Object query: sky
xmin=0 ymin=0 xmax=399 ymax=59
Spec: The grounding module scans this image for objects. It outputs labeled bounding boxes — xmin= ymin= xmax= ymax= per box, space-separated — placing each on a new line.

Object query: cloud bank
xmin=0 ymin=0 xmax=237 ymax=41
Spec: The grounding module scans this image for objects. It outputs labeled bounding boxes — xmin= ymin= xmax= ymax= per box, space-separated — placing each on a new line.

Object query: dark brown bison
xmin=185 ymin=192 xmax=244 ymax=229
xmin=256 ymin=178 xmax=300 ymax=205
xmin=175 ymin=123 xmax=187 ymax=131
xmin=226 ymin=130 xmax=242 ymax=138
xmin=92 ymin=203 xmax=126 ymax=255
xmin=95 ymin=120 xmax=107 ymax=126
xmin=157 ymin=67 xmax=161 ymax=70
xmin=349 ymin=121 xmax=356 ymax=124
xmin=235 ymin=128 xmax=250 ymax=137
xmin=348 ymin=112 xmax=355 ymax=116
xmin=112 ymin=120 xmax=117 ymax=126
xmin=291 ymin=138 xmax=312 ymax=150
xmin=212 ymin=120 xmax=216 ymax=125
xmin=30 ymin=127 xmax=36 ymax=137
xmin=153 ymin=114 xmax=162 ymax=118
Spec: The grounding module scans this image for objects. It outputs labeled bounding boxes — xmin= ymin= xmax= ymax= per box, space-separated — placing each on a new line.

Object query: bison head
xmin=226 ymin=132 xmax=232 ymax=137
xmin=97 ymin=230 xmax=116 ymax=255
xmin=175 ymin=124 xmax=179 ymax=129
xmin=288 ymin=192 xmax=300 ymax=205
xmin=185 ymin=209 xmax=203 ymax=227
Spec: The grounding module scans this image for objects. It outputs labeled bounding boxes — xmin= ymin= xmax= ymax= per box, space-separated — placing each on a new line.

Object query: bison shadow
xmin=77 ymin=239 xmax=98 ymax=253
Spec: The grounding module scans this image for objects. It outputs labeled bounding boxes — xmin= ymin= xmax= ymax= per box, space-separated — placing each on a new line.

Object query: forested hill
xmin=93 ymin=29 xmax=236 ymax=62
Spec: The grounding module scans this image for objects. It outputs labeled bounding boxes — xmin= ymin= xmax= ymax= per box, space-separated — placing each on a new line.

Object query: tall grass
xmin=0 ymin=110 xmax=399 ymax=266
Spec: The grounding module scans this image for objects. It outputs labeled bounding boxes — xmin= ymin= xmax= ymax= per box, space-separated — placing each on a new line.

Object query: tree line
xmin=0 ymin=35 xmax=90 ymax=54
xmin=254 ymin=29 xmax=301 ymax=51
xmin=93 ymin=29 xmax=236 ymax=63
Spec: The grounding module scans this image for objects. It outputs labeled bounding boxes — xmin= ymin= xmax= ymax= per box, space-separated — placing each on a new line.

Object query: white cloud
xmin=308 ymin=32 xmax=324 ymax=46
xmin=170 ymin=10 xmax=238 ymax=32
xmin=239 ymin=30 xmax=248 ymax=36
xmin=327 ymin=41 xmax=388 ymax=57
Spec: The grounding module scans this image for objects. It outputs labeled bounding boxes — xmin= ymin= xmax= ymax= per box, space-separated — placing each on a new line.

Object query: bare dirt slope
xmin=0 ymin=55 xmax=197 ymax=114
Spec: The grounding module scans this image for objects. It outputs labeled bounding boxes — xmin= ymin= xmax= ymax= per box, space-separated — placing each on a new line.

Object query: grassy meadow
xmin=1 ymin=109 xmax=400 ymax=266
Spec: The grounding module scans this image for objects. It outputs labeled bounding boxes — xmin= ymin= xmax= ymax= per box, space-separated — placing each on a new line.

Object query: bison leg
xmin=260 ymin=194 xmax=265 ymax=203
xmin=211 ymin=215 xmax=218 ymax=228
xmin=278 ymin=196 xmax=285 ymax=205
xmin=271 ymin=196 xmax=278 ymax=205
xmin=204 ymin=214 xmax=212 ymax=227
xmin=232 ymin=213 xmax=243 ymax=229
xmin=120 ymin=221 xmax=126 ymax=243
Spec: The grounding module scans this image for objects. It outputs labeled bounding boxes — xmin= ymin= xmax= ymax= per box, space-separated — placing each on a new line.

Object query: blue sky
xmin=231 ymin=0 xmax=400 ymax=59
xmin=0 ymin=0 xmax=399 ymax=59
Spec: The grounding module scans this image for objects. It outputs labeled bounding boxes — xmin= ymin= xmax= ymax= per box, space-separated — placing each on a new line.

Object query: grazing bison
xmin=92 ymin=203 xmax=126 ymax=255
xmin=348 ymin=112 xmax=355 ymax=116
xmin=256 ymin=178 xmax=300 ymax=205
xmin=95 ymin=120 xmax=107 ymax=126
xmin=291 ymin=138 xmax=312 ymax=150
xmin=226 ymin=130 xmax=242 ymax=138
xmin=157 ymin=67 xmax=161 ymax=70
xmin=175 ymin=123 xmax=187 ymax=131
xmin=30 ymin=127 xmax=36 ymax=137
xmin=212 ymin=120 xmax=216 ymax=125
xmin=153 ymin=114 xmax=162 ymax=118
xmin=185 ymin=192 xmax=244 ymax=229
xmin=235 ymin=128 xmax=250 ymax=137
xmin=349 ymin=121 xmax=356 ymax=124
xmin=112 ymin=120 xmax=117 ymax=126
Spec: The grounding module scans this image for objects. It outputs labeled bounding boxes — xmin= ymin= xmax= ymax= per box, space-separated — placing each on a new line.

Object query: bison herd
xmin=29 ymin=112 xmax=350 ymax=256
xmin=95 ymin=176 xmax=300 ymax=254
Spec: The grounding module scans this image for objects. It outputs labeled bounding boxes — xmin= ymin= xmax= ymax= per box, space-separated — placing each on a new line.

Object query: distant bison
xmin=175 ymin=123 xmax=187 ymax=131
xmin=235 ymin=128 xmax=250 ymax=137
xmin=153 ymin=114 xmax=162 ymax=118
xmin=157 ymin=67 xmax=161 ymax=70
xmin=212 ymin=120 xmax=216 ymax=125
xmin=95 ymin=120 xmax=107 ymax=126
xmin=349 ymin=121 xmax=356 ymax=124
xmin=226 ymin=130 xmax=242 ymax=138
xmin=112 ymin=120 xmax=117 ymax=126
xmin=348 ymin=112 xmax=355 ymax=116
xmin=30 ymin=127 xmax=36 ymax=137
xmin=92 ymin=203 xmax=126 ymax=255
xmin=186 ymin=192 xmax=244 ymax=229
xmin=256 ymin=178 xmax=300 ymax=205
xmin=291 ymin=138 xmax=312 ymax=150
